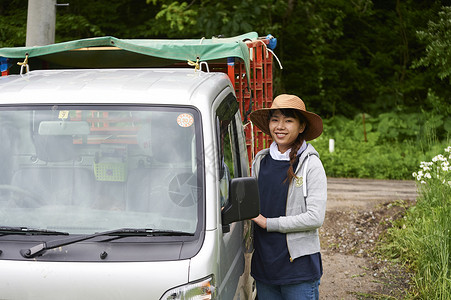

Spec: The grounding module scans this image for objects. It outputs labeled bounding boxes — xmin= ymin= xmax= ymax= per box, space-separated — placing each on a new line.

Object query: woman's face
xmin=269 ymin=110 xmax=306 ymax=153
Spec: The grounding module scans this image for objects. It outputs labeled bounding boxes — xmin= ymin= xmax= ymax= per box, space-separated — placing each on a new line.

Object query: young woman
xmin=249 ymin=94 xmax=327 ymax=300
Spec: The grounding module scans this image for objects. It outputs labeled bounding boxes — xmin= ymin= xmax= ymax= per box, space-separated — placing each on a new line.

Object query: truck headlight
xmin=160 ymin=275 xmax=216 ymax=300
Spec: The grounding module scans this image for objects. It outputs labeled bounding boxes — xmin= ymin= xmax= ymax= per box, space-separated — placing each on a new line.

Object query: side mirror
xmin=222 ymin=177 xmax=260 ymax=226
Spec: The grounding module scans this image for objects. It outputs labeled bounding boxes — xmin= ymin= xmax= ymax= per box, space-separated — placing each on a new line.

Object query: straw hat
xmin=249 ymin=94 xmax=323 ymax=141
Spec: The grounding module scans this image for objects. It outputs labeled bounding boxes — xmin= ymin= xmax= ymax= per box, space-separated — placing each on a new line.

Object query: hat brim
xmin=250 ymin=108 xmax=323 ymax=141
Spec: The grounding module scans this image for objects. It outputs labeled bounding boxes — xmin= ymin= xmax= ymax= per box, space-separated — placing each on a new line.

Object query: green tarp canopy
xmin=0 ymin=32 xmax=258 ymax=78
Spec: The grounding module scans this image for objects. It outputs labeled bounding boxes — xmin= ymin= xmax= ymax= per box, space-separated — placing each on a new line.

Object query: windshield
xmin=0 ymin=105 xmax=203 ymax=235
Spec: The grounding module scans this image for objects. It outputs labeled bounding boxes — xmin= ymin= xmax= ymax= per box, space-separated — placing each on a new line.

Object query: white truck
xmin=0 ymin=33 xmax=277 ymax=299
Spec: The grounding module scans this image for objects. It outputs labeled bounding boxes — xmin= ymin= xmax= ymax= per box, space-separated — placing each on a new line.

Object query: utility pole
xmin=26 ymin=0 xmax=56 ymax=46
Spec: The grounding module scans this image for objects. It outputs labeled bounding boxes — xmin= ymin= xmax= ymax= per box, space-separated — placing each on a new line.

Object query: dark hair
xmin=268 ymin=109 xmax=307 ymax=183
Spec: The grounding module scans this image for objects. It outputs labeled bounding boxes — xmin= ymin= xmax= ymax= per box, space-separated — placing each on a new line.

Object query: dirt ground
xmin=319 ymin=178 xmax=418 ymax=299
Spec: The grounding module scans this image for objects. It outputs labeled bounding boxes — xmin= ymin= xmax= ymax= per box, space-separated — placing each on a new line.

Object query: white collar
xmin=269 ymin=141 xmax=307 ymax=161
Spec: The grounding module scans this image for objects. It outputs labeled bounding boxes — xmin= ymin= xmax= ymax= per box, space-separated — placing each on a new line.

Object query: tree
xmin=413 ymin=5 xmax=451 ymax=133
xmin=1 ymin=0 xmax=450 ymax=120
xmin=145 ymin=0 xmax=286 ymax=38
xmin=415 ymin=6 xmax=451 ymax=81
xmin=0 ymin=0 xmax=28 ymax=47
xmin=277 ymin=0 xmax=449 ymax=117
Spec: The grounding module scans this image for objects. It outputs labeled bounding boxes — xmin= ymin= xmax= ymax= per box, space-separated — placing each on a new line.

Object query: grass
xmin=309 ymin=113 xmax=450 ymax=298
xmin=351 ymin=291 xmax=400 ymax=300
xmin=309 ymin=114 xmax=450 ymax=180
xmin=376 ymin=146 xmax=450 ymax=299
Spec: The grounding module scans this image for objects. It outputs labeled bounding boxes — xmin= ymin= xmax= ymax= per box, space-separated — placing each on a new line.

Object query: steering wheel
xmin=0 ymin=185 xmax=45 ymax=208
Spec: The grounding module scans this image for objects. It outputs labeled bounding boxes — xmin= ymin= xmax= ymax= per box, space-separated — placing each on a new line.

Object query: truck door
xmin=215 ymin=93 xmax=253 ymax=299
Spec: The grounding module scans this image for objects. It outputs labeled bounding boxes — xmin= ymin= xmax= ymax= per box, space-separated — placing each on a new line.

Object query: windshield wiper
xmin=20 ymin=228 xmax=193 ymax=259
xmin=0 ymin=226 xmax=69 ymax=236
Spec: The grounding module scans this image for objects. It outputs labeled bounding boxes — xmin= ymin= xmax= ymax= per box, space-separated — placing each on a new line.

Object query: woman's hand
xmin=252 ymin=214 xmax=267 ymax=229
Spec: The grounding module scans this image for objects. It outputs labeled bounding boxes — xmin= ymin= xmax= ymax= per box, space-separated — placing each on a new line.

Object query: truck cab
xmin=0 ymin=68 xmax=259 ymax=299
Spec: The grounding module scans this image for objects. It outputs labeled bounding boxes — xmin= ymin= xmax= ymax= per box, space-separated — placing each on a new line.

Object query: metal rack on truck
xmin=0 ymin=32 xmax=275 ymax=163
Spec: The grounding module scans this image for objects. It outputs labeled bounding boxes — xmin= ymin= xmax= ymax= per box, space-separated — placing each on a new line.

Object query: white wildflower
xmin=420 ymin=161 xmax=433 ymax=167
xmin=431 ymin=155 xmax=446 ymax=162
xmin=413 ymin=146 xmax=451 ymax=185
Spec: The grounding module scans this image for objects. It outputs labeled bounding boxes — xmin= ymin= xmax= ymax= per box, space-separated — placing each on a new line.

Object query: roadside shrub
xmin=378 ymin=146 xmax=451 ymax=299
xmin=310 ymin=112 xmax=450 ymax=180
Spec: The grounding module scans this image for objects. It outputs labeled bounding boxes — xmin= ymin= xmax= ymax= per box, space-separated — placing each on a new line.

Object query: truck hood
xmin=0 ymin=259 xmax=190 ymax=300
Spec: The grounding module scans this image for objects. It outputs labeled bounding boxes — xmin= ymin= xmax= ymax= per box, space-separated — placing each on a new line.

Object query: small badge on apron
xmin=295 ymin=176 xmax=303 ymax=187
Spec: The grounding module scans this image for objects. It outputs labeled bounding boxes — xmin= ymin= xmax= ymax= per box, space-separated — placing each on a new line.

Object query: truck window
xmin=216 ymin=94 xmax=241 ymax=208
xmin=0 ymin=105 xmax=204 ymax=236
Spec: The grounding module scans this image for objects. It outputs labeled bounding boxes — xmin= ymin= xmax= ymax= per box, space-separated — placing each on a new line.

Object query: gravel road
xmin=319 ymin=178 xmax=418 ymax=299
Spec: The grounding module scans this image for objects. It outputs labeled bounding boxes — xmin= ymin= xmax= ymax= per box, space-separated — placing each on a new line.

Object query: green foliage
xmin=0 ymin=0 xmax=27 ymax=47
xmin=53 ymin=1 xmax=164 ymax=41
xmin=56 ymin=15 xmax=104 ymax=41
xmin=154 ymin=2 xmax=197 ymax=32
xmin=146 ymin=0 xmax=285 ymax=38
xmin=310 ymin=112 xmax=450 ymax=180
xmin=280 ymin=0 xmax=450 ymax=118
xmin=1 ymin=0 xmax=450 ymax=150
xmin=414 ymin=6 xmax=451 ymax=81
xmin=378 ymin=147 xmax=451 ymax=299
